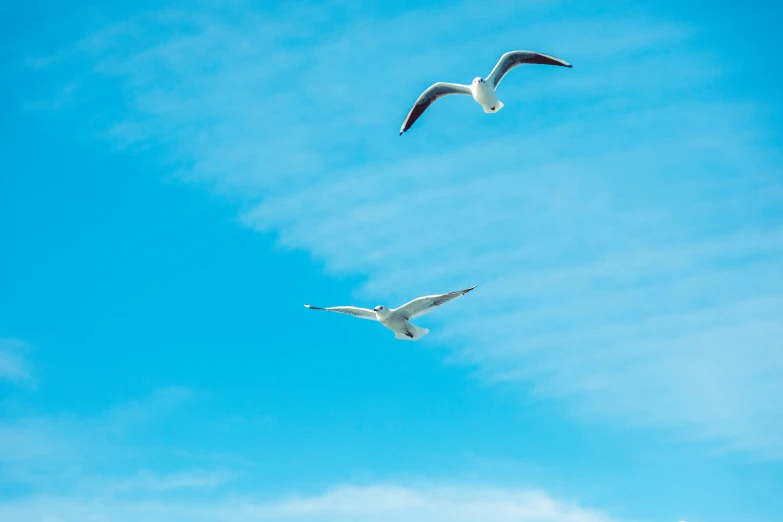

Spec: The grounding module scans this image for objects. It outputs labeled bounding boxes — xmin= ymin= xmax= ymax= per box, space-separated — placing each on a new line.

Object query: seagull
xmin=304 ymin=285 xmax=478 ymax=341
xmin=399 ymin=50 xmax=572 ymax=135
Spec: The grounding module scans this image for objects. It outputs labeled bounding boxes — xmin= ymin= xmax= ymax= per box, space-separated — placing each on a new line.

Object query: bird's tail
xmin=395 ymin=324 xmax=430 ymax=341
xmin=484 ymin=100 xmax=504 ymax=113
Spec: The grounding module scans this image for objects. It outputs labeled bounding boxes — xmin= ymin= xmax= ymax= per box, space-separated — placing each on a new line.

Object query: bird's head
xmin=473 ymin=77 xmax=484 ymax=85
xmin=373 ymin=305 xmax=388 ymax=315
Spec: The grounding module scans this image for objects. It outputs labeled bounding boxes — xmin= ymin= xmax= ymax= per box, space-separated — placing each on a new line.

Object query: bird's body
xmin=375 ymin=307 xmax=431 ymax=340
xmin=471 ymin=78 xmax=504 ymax=113
xmin=304 ymin=285 xmax=478 ymax=341
xmin=399 ymin=50 xmax=572 ymax=135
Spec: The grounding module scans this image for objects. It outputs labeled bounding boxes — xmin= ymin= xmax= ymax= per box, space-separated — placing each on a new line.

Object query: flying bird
xmin=399 ymin=50 xmax=572 ymax=135
xmin=304 ymin=285 xmax=478 ymax=341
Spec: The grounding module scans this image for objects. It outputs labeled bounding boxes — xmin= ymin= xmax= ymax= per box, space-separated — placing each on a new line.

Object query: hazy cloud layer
xmin=0 ymin=388 xmax=617 ymax=522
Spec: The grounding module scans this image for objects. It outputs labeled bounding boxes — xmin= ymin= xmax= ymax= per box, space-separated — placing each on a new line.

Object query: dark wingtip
xmin=464 ymin=285 xmax=478 ymax=294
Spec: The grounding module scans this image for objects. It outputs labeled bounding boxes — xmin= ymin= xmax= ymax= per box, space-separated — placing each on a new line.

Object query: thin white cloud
xmin=0 ymin=483 xmax=618 ymax=522
xmin=28 ymin=1 xmax=783 ymax=459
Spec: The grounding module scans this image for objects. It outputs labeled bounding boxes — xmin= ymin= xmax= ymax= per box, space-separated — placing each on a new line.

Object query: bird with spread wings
xmin=399 ymin=50 xmax=572 ymax=135
xmin=305 ymin=285 xmax=478 ymax=341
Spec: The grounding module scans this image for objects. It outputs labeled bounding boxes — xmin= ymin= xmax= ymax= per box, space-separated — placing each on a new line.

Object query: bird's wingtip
xmin=304 ymin=304 xmax=313 ymax=309
xmin=464 ymin=285 xmax=478 ymax=293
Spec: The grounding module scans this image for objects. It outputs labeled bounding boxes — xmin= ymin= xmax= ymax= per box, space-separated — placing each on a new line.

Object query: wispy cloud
xmin=27 ymin=0 xmax=783 ymax=458
xmin=0 ymin=339 xmax=33 ymax=385
xmin=0 ymin=482 xmax=617 ymax=522
xmin=0 ymin=386 xmax=196 ymax=489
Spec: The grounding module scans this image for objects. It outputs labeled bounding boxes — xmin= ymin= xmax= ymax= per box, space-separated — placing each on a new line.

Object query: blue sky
xmin=1 ymin=0 xmax=782 ymax=520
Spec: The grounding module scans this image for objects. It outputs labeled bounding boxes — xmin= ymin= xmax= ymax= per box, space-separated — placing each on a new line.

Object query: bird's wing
xmin=486 ymin=50 xmax=572 ymax=89
xmin=399 ymin=82 xmax=472 ymax=135
xmin=304 ymin=304 xmax=378 ymax=321
xmin=394 ymin=285 xmax=478 ymax=321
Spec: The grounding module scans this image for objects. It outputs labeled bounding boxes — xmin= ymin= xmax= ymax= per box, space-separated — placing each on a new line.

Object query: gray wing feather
xmin=394 ymin=285 xmax=478 ymax=321
xmin=304 ymin=304 xmax=377 ymax=321
xmin=487 ymin=50 xmax=572 ymax=89
xmin=399 ymin=82 xmax=471 ymax=135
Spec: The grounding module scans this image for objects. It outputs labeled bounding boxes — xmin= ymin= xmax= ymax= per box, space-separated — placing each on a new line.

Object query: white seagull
xmin=399 ymin=50 xmax=572 ymax=135
xmin=304 ymin=285 xmax=478 ymax=341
